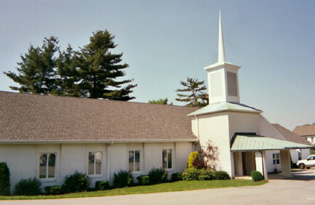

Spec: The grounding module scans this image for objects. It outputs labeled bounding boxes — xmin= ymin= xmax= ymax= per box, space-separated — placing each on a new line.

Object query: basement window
xmin=162 ymin=149 xmax=172 ymax=169
xmin=88 ymin=152 xmax=102 ymax=175
xmin=129 ymin=150 xmax=140 ymax=172
xmin=39 ymin=153 xmax=56 ymax=179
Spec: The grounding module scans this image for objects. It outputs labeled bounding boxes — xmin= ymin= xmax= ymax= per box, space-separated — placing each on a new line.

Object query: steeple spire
xmin=218 ymin=10 xmax=226 ymax=63
xmin=204 ymin=11 xmax=241 ymax=104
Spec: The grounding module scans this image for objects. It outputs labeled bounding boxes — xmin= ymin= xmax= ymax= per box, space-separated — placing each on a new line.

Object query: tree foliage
xmin=4 ymin=37 xmax=59 ymax=94
xmin=4 ymin=30 xmax=136 ymax=101
xmin=77 ymin=30 xmax=136 ymax=100
xmin=192 ymin=140 xmax=218 ymax=170
xmin=175 ymin=77 xmax=208 ymax=107
xmin=148 ymin=98 xmax=170 ymax=105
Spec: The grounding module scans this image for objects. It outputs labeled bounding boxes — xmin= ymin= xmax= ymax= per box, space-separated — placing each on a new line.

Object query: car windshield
xmin=307 ymin=156 xmax=313 ymax=160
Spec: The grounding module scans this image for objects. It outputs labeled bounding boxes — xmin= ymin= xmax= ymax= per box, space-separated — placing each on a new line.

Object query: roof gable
xmin=272 ymin=124 xmax=309 ymax=145
xmin=293 ymin=124 xmax=315 ymax=136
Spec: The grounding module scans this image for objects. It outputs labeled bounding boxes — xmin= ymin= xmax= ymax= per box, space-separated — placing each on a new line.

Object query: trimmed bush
xmin=187 ymin=151 xmax=199 ymax=168
xmin=251 ymin=171 xmax=264 ymax=182
xmin=45 ymin=185 xmax=62 ymax=195
xmin=182 ymin=168 xmax=200 ymax=181
xmin=171 ymin=172 xmax=182 ymax=182
xmin=0 ymin=162 xmax=10 ymax=196
xmin=148 ymin=168 xmax=168 ymax=184
xmin=62 ymin=171 xmax=90 ymax=193
xmin=14 ymin=178 xmax=41 ymax=196
xmin=198 ymin=169 xmax=213 ymax=180
xmin=95 ymin=180 xmax=109 ymax=190
xmin=213 ymin=171 xmax=230 ymax=180
xmin=113 ymin=170 xmax=133 ymax=188
xmin=136 ymin=175 xmax=150 ymax=185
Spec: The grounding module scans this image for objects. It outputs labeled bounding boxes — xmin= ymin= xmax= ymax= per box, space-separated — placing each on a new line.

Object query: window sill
xmin=40 ymin=178 xmax=57 ymax=183
xmin=88 ymin=174 xmax=103 ymax=178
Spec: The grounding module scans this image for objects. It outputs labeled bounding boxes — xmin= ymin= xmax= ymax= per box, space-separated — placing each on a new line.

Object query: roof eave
xmin=0 ymin=138 xmax=198 ymax=145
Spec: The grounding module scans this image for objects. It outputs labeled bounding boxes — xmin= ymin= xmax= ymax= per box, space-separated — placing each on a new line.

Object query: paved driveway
xmin=2 ymin=169 xmax=315 ymax=205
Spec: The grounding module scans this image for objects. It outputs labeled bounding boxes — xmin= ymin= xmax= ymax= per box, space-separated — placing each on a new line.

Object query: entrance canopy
xmin=231 ymin=135 xmax=310 ymax=152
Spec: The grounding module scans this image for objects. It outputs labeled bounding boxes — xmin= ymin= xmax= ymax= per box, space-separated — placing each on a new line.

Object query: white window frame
xmin=88 ymin=151 xmax=102 ymax=176
xmin=39 ymin=152 xmax=56 ymax=180
xmin=162 ymin=149 xmax=173 ymax=170
xmin=272 ymin=153 xmax=280 ymax=165
xmin=128 ymin=150 xmax=140 ymax=173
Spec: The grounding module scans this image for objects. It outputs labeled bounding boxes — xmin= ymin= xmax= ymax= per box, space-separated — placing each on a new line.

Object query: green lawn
xmin=0 ymin=179 xmax=267 ymax=200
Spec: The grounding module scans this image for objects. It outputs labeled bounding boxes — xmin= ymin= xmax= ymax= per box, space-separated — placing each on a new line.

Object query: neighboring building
xmin=293 ymin=124 xmax=315 ymax=145
xmin=0 ymin=13 xmax=310 ymax=190
xmin=268 ymin=124 xmax=310 ymax=172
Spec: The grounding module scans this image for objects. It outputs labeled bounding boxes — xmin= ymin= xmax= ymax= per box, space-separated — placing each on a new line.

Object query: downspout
xmin=194 ymin=115 xmax=200 ymax=151
xmin=195 ymin=115 xmax=200 ymax=141
xmin=107 ymin=141 xmax=113 ymax=181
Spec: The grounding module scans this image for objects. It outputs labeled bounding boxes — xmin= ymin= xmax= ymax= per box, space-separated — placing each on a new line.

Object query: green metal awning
xmin=231 ymin=135 xmax=310 ymax=152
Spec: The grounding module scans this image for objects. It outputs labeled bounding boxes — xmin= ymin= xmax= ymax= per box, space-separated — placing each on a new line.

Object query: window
xmin=272 ymin=153 xmax=280 ymax=165
xmin=88 ymin=152 xmax=102 ymax=175
xmin=39 ymin=153 xmax=56 ymax=179
xmin=129 ymin=151 xmax=140 ymax=172
xmin=162 ymin=149 xmax=172 ymax=169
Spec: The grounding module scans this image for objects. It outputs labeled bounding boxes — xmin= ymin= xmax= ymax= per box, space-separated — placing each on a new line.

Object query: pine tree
xmin=54 ymin=45 xmax=81 ymax=97
xmin=4 ymin=37 xmax=59 ymax=94
xmin=77 ymin=30 xmax=136 ymax=100
xmin=176 ymin=77 xmax=208 ymax=107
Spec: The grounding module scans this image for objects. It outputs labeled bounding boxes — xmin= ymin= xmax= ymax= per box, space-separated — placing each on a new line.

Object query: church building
xmin=0 ymin=13 xmax=310 ymax=190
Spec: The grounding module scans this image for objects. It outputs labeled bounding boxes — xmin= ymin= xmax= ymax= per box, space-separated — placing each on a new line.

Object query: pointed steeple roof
xmin=218 ymin=10 xmax=226 ymax=63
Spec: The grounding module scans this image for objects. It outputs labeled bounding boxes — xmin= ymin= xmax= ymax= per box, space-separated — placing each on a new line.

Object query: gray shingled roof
xmin=0 ymin=92 xmax=198 ymax=143
xmin=293 ymin=124 xmax=315 ymax=137
xmin=272 ymin=124 xmax=309 ymax=145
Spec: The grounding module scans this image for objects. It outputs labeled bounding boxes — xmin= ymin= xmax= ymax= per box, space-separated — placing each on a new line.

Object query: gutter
xmin=0 ymin=138 xmax=198 ymax=145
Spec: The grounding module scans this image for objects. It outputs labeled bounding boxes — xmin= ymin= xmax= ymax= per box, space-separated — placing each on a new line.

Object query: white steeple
xmin=218 ymin=10 xmax=226 ymax=63
xmin=204 ymin=12 xmax=241 ymax=104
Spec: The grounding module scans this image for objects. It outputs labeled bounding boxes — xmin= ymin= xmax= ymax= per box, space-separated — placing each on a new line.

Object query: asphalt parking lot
xmin=2 ymin=169 xmax=315 ymax=205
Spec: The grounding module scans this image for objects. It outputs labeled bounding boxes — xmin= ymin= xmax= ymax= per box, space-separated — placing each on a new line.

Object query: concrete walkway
xmin=2 ymin=169 xmax=315 ymax=205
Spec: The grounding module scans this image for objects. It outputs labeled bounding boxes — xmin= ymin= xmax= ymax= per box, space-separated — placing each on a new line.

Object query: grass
xmin=0 ymin=179 xmax=267 ymax=200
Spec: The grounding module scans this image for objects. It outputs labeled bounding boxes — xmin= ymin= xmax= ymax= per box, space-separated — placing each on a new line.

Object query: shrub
xmin=0 ymin=162 xmax=10 ymax=196
xmin=213 ymin=171 xmax=230 ymax=180
xmin=45 ymin=185 xmax=62 ymax=195
xmin=187 ymin=151 xmax=199 ymax=168
xmin=182 ymin=168 xmax=200 ymax=181
xmin=251 ymin=171 xmax=264 ymax=182
xmin=95 ymin=180 xmax=109 ymax=190
xmin=62 ymin=171 xmax=90 ymax=193
xmin=171 ymin=172 xmax=182 ymax=182
xmin=113 ymin=170 xmax=133 ymax=188
xmin=14 ymin=178 xmax=41 ymax=196
xmin=198 ymin=169 xmax=213 ymax=180
xmin=148 ymin=168 xmax=168 ymax=184
xmin=136 ymin=175 xmax=150 ymax=185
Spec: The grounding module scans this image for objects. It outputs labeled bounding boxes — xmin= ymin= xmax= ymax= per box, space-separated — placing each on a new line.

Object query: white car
xmin=296 ymin=155 xmax=315 ymax=169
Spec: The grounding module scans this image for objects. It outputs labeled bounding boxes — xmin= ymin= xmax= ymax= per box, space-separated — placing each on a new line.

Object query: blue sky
xmin=0 ymin=0 xmax=314 ymax=130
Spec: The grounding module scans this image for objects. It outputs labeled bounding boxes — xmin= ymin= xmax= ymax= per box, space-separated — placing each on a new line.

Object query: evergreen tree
xmin=176 ymin=77 xmax=208 ymax=107
xmin=77 ymin=30 xmax=136 ymax=100
xmin=54 ymin=45 xmax=81 ymax=97
xmin=4 ymin=37 xmax=59 ymax=94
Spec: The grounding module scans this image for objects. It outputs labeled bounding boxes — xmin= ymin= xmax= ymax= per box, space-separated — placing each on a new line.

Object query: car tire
xmin=299 ymin=163 xmax=305 ymax=169
xmin=307 ymin=167 xmax=310 ymax=169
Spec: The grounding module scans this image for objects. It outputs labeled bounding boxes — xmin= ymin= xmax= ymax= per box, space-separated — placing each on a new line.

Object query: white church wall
xmin=1 ymin=142 xmax=193 ymax=190
xmin=227 ymin=112 xmax=260 ymax=138
xmin=196 ymin=113 xmax=232 ymax=175
xmin=259 ymin=115 xmax=286 ymax=140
